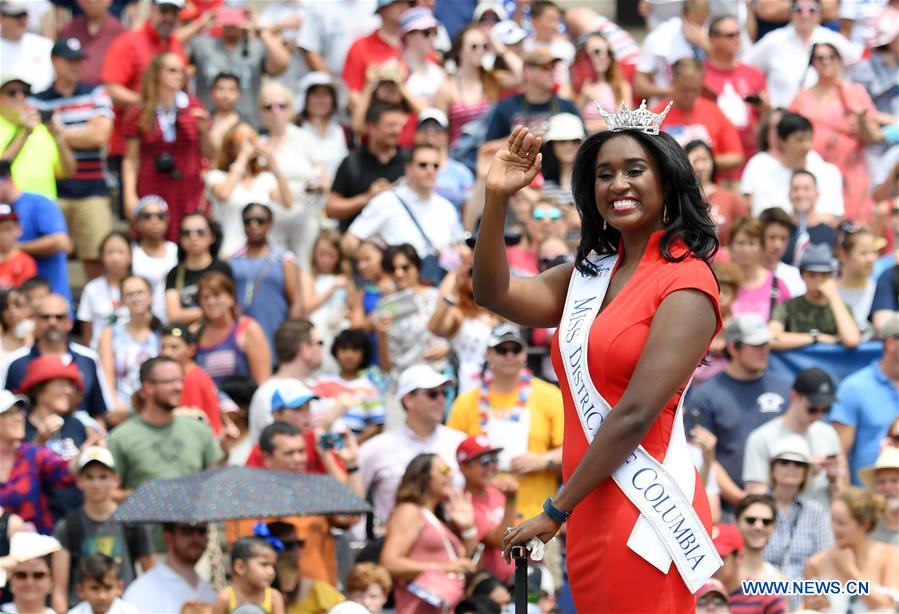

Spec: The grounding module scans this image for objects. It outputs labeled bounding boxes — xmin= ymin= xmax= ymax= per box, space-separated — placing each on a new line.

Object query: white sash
xmin=557 ymin=254 xmax=721 ymax=593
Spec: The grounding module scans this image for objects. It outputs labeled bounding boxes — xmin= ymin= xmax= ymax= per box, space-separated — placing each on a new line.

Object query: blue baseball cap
xmin=270 ymin=380 xmax=318 ymax=413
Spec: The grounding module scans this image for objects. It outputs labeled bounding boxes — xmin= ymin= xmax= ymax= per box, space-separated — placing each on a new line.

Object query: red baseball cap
xmin=456 ymin=435 xmax=503 ymax=465
xmin=711 ymin=523 xmax=744 ymax=558
xmin=217 ymin=6 xmax=248 ymax=27
xmin=19 ymin=355 xmax=84 ymax=394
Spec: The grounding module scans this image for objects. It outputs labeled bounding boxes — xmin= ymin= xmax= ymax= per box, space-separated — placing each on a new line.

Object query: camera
xmin=318 ymin=432 xmax=344 ymax=451
xmin=154 ymin=152 xmax=180 ymax=179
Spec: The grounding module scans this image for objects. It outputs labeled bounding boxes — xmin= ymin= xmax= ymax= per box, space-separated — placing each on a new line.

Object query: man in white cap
xmin=860 ymin=447 xmax=899 ymax=546
xmin=357 ymin=363 xmax=466 ymax=527
xmin=414 ymin=108 xmax=475 ymax=214
xmin=0 ymin=0 xmax=53 ymax=93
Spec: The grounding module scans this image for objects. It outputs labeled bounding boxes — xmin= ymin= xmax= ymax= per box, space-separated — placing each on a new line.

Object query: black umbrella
xmin=112 ymin=466 xmax=370 ymax=523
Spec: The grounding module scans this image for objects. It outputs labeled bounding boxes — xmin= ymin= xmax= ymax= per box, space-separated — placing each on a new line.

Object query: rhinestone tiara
xmin=596 ymin=100 xmax=673 ymax=136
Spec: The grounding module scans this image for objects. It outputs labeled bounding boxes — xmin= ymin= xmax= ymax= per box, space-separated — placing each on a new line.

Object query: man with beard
xmin=107 ymin=356 xmax=223 ymax=498
xmin=3 ymin=294 xmax=112 ymax=421
xmin=123 ymin=522 xmax=217 ymax=611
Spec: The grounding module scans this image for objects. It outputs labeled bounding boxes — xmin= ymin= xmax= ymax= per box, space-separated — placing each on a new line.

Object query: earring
xmin=662 ymin=207 xmax=670 ymax=225
xmin=602 ymin=217 xmax=607 ymax=230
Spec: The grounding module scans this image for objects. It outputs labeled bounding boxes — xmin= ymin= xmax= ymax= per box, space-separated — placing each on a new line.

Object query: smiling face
xmin=355 ymin=242 xmax=384 ymax=281
xmin=729 ymin=228 xmax=762 ymax=270
xmin=36 ymin=378 xmax=77 ymax=415
xmin=584 ymin=34 xmax=612 ymax=74
xmin=459 ymin=28 xmax=489 ymax=70
xmin=9 ymin=557 xmax=52 ymax=608
xmin=737 ymin=502 xmax=775 ymax=550
xmin=830 ymin=499 xmax=865 ymax=548
xmin=594 ymin=134 xmax=665 ymax=234
xmin=122 ymin=276 xmax=152 ymax=318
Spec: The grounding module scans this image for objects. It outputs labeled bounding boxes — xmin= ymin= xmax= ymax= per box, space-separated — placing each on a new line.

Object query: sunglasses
xmin=437 ymin=464 xmax=452 ymax=475
xmin=180 ymin=227 xmax=209 ymax=238
xmin=138 ymin=211 xmax=167 ymax=221
xmin=742 ymin=515 xmax=774 ymax=527
xmin=419 ymin=389 xmax=447 ymax=400
xmin=493 ymin=344 xmax=523 ymax=356
xmin=469 ymin=43 xmax=488 ymax=52
xmin=533 ymin=209 xmax=562 ymax=221
xmin=243 ymin=216 xmax=270 ymax=226
xmin=12 ymin=571 xmax=48 ymax=581
xmin=807 ymin=405 xmax=829 ymax=415
xmin=476 ymin=453 xmax=500 ymax=466
xmin=263 ymin=102 xmax=289 ymax=111
xmin=697 ymin=595 xmax=728 ymax=608
xmin=416 ymin=161 xmax=440 ymax=170
xmin=39 ymin=313 xmax=68 ymax=321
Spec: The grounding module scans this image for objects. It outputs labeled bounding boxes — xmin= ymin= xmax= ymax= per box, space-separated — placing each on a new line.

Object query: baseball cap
xmin=798 ymin=243 xmax=836 ymax=273
xmin=473 ymin=0 xmax=508 ymax=22
xmin=397 ymin=364 xmax=452 ymax=399
xmin=0 ymin=389 xmax=27 ymax=415
xmin=417 ymin=108 xmax=449 ymax=130
xmin=400 ymin=6 xmax=437 ymax=36
xmin=375 ymin=0 xmax=413 ymax=13
xmin=544 ymin=113 xmax=586 ymax=142
xmin=711 ymin=523 xmax=743 ymax=558
xmin=771 ymin=434 xmax=812 ymax=465
xmin=524 ymin=47 xmax=562 ymax=66
xmin=0 ymin=0 xmax=28 ymax=16
xmin=0 ymin=203 xmax=18 ymax=221
xmin=0 ymin=73 xmax=30 ymax=90
xmin=723 ymin=314 xmax=773 ymax=346
xmin=153 ymin=0 xmax=185 ymax=7
xmin=51 ymin=37 xmax=85 ymax=60
xmin=696 ymin=578 xmax=729 ymax=601
xmin=793 ymin=367 xmax=835 ymax=407
xmin=270 ymin=380 xmax=318 ymax=413
xmin=78 ymin=446 xmax=116 ymax=472
xmin=456 ymin=435 xmax=503 ymax=464
xmin=493 ymin=20 xmax=528 ymax=46
xmin=19 ymin=354 xmax=83 ymax=394
xmin=487 ymin=323 xmax=526 ymax=348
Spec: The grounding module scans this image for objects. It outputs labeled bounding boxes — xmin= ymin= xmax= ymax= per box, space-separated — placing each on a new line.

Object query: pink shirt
xmin=471 ymin=485 xmax=513 ymax=583
xmin=732 ymin=270 xmax=790 ymax=321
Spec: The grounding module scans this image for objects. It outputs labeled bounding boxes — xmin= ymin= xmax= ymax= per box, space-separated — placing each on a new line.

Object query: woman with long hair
xmin=478 ymin=111 xmax=723 ymax=609
xmin=206 ymin=122 xmax=292 ymax=258
xmin=728 ymin=216 xmax=790 ymax=321
xmin=121 ymin=52 xmax=211 ymax=241
xmin=789 ymin=42 xmax=884 ymax=224
xmin=380 ymin=453 xmax=477 ymax=613
xmin=130 ymin=195 xmax=178 ymax=322
xmin=837 ymin=226 xmax=880 ymax=341
xmin=433 ymin=25 xmax=500 ymax=145
xmin=76 ymin=231 xmax=132 ymax=349
xmin=540 ymin=113 xmax=586 ymax=207
xmin=400 ymin=7 xmax=445 ymax=111
xmin=685 ymin=140 xmax=747 ymax=250
xmin=571 ymin=32 xmax=632 ymax=134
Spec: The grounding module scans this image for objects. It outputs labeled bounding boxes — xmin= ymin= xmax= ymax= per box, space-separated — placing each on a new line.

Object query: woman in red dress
xmin=474 ymin=115 xmax=722 ymax=611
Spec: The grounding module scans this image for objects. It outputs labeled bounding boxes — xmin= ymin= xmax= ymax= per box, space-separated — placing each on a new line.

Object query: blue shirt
xmin=686 ymin=370 xmax=792 ymax=490
xmin=870 ymin=265 xmax=899 ymax=317
xmin=436 ymin=159 xmax=474 ymax=214
xmin=829 ymin=360 xmax=899 ymax=485
xmin=483 ymin=95 xmax=581 ymax=142
xmin=13 ymin=192 xmax=71 ymax=306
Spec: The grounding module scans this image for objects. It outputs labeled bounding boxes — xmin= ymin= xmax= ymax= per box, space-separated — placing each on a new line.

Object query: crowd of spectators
xmin=1 ymin=0 xmax=899 ymax=612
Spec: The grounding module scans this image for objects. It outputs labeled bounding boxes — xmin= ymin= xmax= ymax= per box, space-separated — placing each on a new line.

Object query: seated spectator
xmin=2 ymin=551 xmax=57 ymax=614
xmin=122 ymin=523 xmax=217 ymax=611
xmin=211 ymin=537 xmax=285 ymax=614
xmin=0 ymin=288 xmax=33 ymax=357
xmin=803 ymin=488 xmax=899 ymax=611
xmin=685 ymin=140 xmax=746 ymax=249
xmin=206 ymin=123 xmax=292 ymax=259
xmin=195 ymin=272 xmax=272 ymax=385
xmin=97 ymin=275 xmax=162 ymax=426
xmin=217 ymin=376 xmax=256 ymax=466
xmin=51 ymin=447 xmax=154 ymax=613
xmin=869 ymin=230 xmax=899 ymax=333
xmin=762 ymin=436 xmax=832 ymax=585
xmin=571 ymin=32 xmax=632 ymax=135
xmin=206 ymin=72 xmax=240 ymax=156
xmin=77 ymin=232 xmax=132 ymax=349
xmin=695 ymin=579 xmax=731 ymax=614
xmin=740 ymin=112 xmax=844 ymax=220
xmin=782 ymin=170 xmax=837 ymax=267
xmin=265 ymin=520 xmax=344 ymax=613
xmin=735 ymin=494 xmax=785 ymax=582
xmin=302 ymin=230 xmax=354 ymax=373
xmin=348 ymin=242 xmax=392 ymax=353
xmin=343 ymin=562 xmax=391 ymax=614
xmin=466 ymin=572 xmax=511 ymax=612
xmin=860 ymin=447 xmax=899 ymax=546
xmin=831 ymin=315 xmax=899 ymax=484
xmin=523 ymin=0 xmax=574 ymax=91
xmin=414 ymin=109 xmax=474 ymax=215
xmin=164 ymin=212 xmax=233 ymax=326
xmin=728 ymin=217 xmax=790 ymax=322
xmin=836 ymin=227 xmax=880 ymax=341
xmin=130 ymin=195 xmax=178 ymax=323
xmin=159 ymin=325 xmax=221 ymax=435
xmin=540 ymin=113 xmax=584 ymax=207
xmin=67 ymin=553 xmax=138 ymax=614
xmin=654 ymin=58 xmax=745 ymax=173
xmin=757 ymin=208 xmax=805 ymax=298
xmin=743 ymin=368 xmax=845 ymax=505
xmin=0 ymin=204 xmax=37 ymax=291
xmin=768 ymin=244 xmax=861 ymax=350
xmin=121 ymin=52 xmax=210 ymax=237
xmin=694 ymin=261 xmax=741 ymax=385
xmin=229 ymin=203 xmax=302 ymax=350
xmin=712 ymin=523 xmax=786 ymax=612
xmin=380 ymin=453 xmax=477 ymax=613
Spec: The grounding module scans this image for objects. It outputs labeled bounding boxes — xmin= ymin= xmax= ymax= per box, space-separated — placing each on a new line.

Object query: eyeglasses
xmin=419 ymin=389 xmax=447 ymax=400
xmin=180 ymin=227 xmax=208 ymax=238
xmin=742 ymin=515 xmax=774 ymax=527
xmin=2 ymin=86 xmax=28 ymax=98
xmin=243 ymin=216 xmax=270 ymax=226
xmin=532 ymin=209 xmax=562 ymax=221
xmin=12 ymin=571 xmax=48 ymax=581
xmin=416 ymin=161 xmax=440 ymax=170
xmin=468 ymin=43 xmax=488 ymax=52
xmin=587 ymin=47 xmax=609 ymax=57
xmin=38 ymin=313 xmax=68 ymax=321
xmin=710 ymin=30 xmax=740 ymax=39
xmin=138 ymin=211 xmax=167 ymax=221
xmin=476 ymin=453 xmax=499 ymax=466
xmin=263 ymin=102 xmax=289 ymax=111
xmin=493 ymin=344 xmax=523 ymax=356
xmin=812 ymin=54 xmax=836 ymax=63
xmin=175 ymin=525 xmax=207 ymax=536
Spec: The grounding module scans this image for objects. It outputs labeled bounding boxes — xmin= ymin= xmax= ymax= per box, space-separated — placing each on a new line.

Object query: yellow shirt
xmin=447 ymin=377 xmax=563 ymax=519
xmin=288 ymin=581 xmax=345 ymax=614
xmin=0 ymin=116 xmax=61 ymax=199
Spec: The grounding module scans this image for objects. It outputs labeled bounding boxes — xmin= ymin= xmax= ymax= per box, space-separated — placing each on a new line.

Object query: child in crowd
xmin=77 ymin=231 xmax=132 ymax=349
xmin=20 ymin=276 xmax=51 ymax=314
xmin=212 ymin=537 xmax=285 ymax=614
xmin=218 ymin=375 xmax=258 ymax=466
xmin=343 ymin=562 xmax=391 ymax=613
xmin=0 ymin=203 xmax=36 ymax=291
xmin=208 ymin=72 xmax=242 ymax=154
xmin=67 ymin=553 xmax=137 ymax=614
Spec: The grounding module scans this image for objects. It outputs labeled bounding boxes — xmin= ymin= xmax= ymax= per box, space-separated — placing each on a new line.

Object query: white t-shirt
xmin=745 ymin=24 xmax=862 ymax=108
xmin=131 ymin=241 xmax=178 ymax=324
xmin=348 ymin=184 xmax=464 ymax=258
xmin=206 ymin=170 xmax=279 ymax=258
xmin=0 ymin=32 xmax=54 ymax=93
xmin=838 ymin=0 xmax=888 ymax=46
xmin=68 ymin=597 xmax=139 ymax=614
xmin=122 ymin=563 xmax=217 ymax=612
xmin=77 ymin=277 xmax=130 ymax=349
xmin=636 ymin=17 xmax=699 ymax=99
xmin=740 ymin=151 xmax=845 ymax=218
xmin=775 ymin=261 xmax=807 ymax=298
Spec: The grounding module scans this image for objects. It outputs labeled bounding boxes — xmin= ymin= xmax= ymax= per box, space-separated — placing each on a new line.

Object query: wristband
xmin=460 ymin=526 xmax=477 ymax=539
xmin=542 ymin=497 xmax=569 ymax=523
xmin=346 ymin=465 xmax=359 ymax=474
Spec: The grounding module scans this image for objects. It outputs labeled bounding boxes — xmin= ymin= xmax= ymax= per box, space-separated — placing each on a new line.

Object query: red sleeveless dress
xmin=550 ymin=232 xmax=721 ymax=613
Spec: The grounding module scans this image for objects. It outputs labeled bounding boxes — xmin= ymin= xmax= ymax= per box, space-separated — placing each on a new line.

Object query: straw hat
xmin=859 ymin=447 xmax=899 ymax=492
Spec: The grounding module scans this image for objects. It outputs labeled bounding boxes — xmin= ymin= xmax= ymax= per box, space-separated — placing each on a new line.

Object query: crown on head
xmin=596 ymin=100 xmax=673 ymax=136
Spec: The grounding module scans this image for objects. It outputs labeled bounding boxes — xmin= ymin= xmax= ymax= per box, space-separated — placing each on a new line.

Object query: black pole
xmin=513 ymin=545 xmax=528 ymax=614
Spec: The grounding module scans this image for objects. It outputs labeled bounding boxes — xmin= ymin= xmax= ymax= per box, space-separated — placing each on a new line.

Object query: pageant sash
xmin=558 ymin=254 xmax=722 ymax=593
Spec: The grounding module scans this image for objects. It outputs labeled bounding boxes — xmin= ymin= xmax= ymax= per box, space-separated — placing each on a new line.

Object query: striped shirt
xmin=31 ymin=83 xmax=113 ymax=198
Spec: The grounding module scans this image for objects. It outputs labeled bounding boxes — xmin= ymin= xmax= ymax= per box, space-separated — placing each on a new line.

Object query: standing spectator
xmin=1 ymin=75 xmax=76 ymax=200
xmin=348 ymin=241 xmax=391 ymax=356
xmin=836 ymin=227 xmax=880 ymax=340
xmin=746 ymin=0 xmax=862 ymax=108
xmin=187 ymin=6 xmax=290 ymax=129
xmin=685 ymin=140 xmax=746 ymax=249
xmin=849 ymin=7 xmax=899 ymax=124
xmin=0 ymin=162 xmax=72 ymax=305
xmin=130 ymin=195 xmax=178 ymax=323
xmin=789 ymin=42 xmax=883 ymax=224
xmin=734 ymin=495 xmax=785 ymax=582
xmin=4 ymin=294 xmax=111 ymax=421
xmin=206 ymin=72 xmax=241 ymax=155
xmin=830 ymin=314 xmax=899 ymax=485
xmin=107 ymin=356 xmax=224 ymax=497
xmin=324 ymin=102 xmax=408 ymax=231
xmin=400 ymin=7 xmax=445 ymax=110
xmin=358 ymin=364 xmax=466 ymax=529
xmin=296 ymin=0 xmax=379 ymax=77
xmin=229 ymin=203 xmax=302 ymax=350
xmin=0 ymin=205 xmax=36 ymax=291
xmin=860 ymin=447 xmax=899 ymax=546
xmin=687 ymin=314 xmax=792 ymax=509
xmin=0 ymin=1 xmax=53 ymax=93
xmin=76 ymin=232 xmax=132 ymax=350
xmin=728 ymin=217 xmax=790 ymax=322
xmin=540 ymin=113 xmax=585 ymax=207
xmin=159 ymin=325 xmax=221 ymax=434
xmin=654 ymin=58 xmax=745 ymax=173
xmin=58 ymin=0 xmax=126 ymax=87
xmin=414 ymin=109 xmax=475 ymax=215
xmin=571 ymin=32 xmax=632 ymax=135
xmin=205 ymin=122 xmax=292 ymax=258
xmin=32 ymin=37 xmax=114 ymax=281
xmin=121 ymin=52 xmax=211 ymax=233
xmin=743 ymin=368 xmax=845 ymax=505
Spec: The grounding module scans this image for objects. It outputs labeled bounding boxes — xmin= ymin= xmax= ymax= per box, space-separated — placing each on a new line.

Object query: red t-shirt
xmin=181 ymin=363 xmax=221 ymax=434
xmin=471 ymin=485 xmax=513 ymax=583
xmin=0 ymin=250 xmax=37 ymax=290
xmin=341 ymin=30 xmax=402 ymax=93
xmin=708 ymin=187 xmax=749 ymax=247
xmin=244 ymin=430 xmax=334 ymax=474
xmin=654 ymin=98 xmax=744 ymax=179
xmin=702 ymin=61 xmax=767 ymax=164
xmin=100 ymin=23 xmax=187 ymax=156
xmin=59 ymin=15 xmax=126 ymax=87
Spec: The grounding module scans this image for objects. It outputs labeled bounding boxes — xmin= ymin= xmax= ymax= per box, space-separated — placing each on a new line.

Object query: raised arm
xmin=473 ymin=126 xmax=573 ymax=328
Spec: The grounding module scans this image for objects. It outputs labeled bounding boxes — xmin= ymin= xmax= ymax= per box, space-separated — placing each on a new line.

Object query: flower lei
xmin=478 ymin=369 xmax=533 ymax=429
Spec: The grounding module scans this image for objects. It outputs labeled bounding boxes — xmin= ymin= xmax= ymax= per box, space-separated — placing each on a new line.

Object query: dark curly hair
xmin=570 ymin=129 xmax=719 ymax=276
